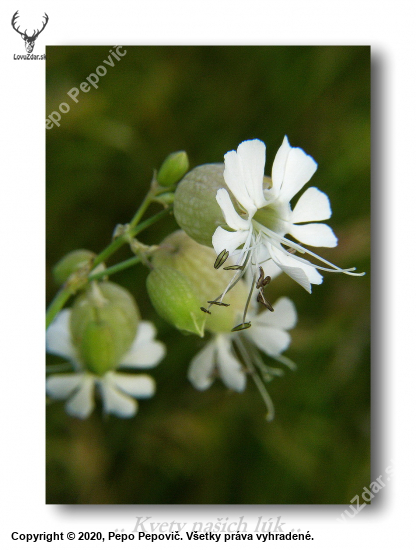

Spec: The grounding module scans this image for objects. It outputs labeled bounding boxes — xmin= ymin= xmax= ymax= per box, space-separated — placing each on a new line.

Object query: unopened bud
xmin=157 ymin=151 xmax=189 ymax=187
xmin=70 ymin=281 xmax=140 ymax=374
xmin=53 ymin=249 xmax=96 ymax=285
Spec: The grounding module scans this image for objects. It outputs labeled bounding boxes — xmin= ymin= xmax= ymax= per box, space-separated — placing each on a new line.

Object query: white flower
xmin=188 ymin=297 xmax=297 ymax=419
xmin=212 ymin=137 xmax=363 ymax=294
xmin=46 ymin=309 xmax=166 ymax=419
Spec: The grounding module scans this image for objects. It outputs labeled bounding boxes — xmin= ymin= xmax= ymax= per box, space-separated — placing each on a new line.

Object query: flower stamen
xmin=214 ymin=249 xmax=229 ymax=269
xmin=231 ymin=322 xmax=252 ymax=332
xmin=223 ymin=265 xmax=244 ymax=270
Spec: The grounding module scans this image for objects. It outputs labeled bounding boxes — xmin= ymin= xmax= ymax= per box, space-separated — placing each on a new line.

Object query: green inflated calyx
xmin=157 ymin=151 xmax=189 ymax=187
xmin=81 ymin=321 xmax=118 ymax=375
xmin=174 ymin=164 xmax=233 ymax=247
xmin=149 ymin=231 xmax=247 ymax=334
xmin=146 ymin=267 xmax=205 ymax=336
xmin=70 ymin=281 xmax=139 ymax=375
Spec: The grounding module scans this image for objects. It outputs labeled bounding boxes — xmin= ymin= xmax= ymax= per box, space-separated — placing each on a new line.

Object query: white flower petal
xmin=251 ymin=246 xmax=283 ymax=281
xmin=224 ymin=139 xmax=266 ymax=214
xmin=247 ymin=325 xmax=291 ymax=358
xmin=65 ymin=375 xmax=95 ymax=419
xmin=133 ymin=320 xmax=157 ymax=345
xmin=216 ymin=188 xmax=251 ymax=231
xmin=46 ymin=309 xmax=79 ymax=365
xmin=216 ymin=335 xmax=246 ymax=392
xmin=188 ymin=341 xmax=217 ymax=390
xmin=253 ymin=297 xmax=297 ymax=331
xmin=291 ymin=187 xmax=332 ymax=223
xmin=99 ymin=375 xmax=138 ymax=418
xmin=235 ymin=139 xmax=268 ymax=209
xmin=271 ymin=135 xmax=292 ymax=197
xmin=120 ymin=341 xmax=165 ymax=369
xmin=119 ymin=321 xmax=166 ymax=369
xmin=289 ymin=223 xmax=338 ymax=248
xmin=263 ymin=260 xmax=283 ymax=280
xmin=268 ymin=244 xmax=323 ymax=291
xmin=46 ymin=373 xmax=84 ymax=399
xmin=278 ymin=144 xmax=318 ymax=203
xmin=212 ymin=226 xmax=249 ymax=257
xmin=110 ymin=372 xmax=155 ymax=398
xmin=282 ymin=265 xmax=313 ymax=292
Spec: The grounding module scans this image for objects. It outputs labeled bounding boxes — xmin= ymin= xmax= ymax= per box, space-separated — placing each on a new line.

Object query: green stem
xmin=129 ymin=189 xmax=155 ymax=228
xmin=88 ymin=256 xmax=142 ymax=281
xmin=92 ymin=206 xmax=171 ymax=269
xmin=130 ymin=205 xmax=172 ymax=237
xmin=47 ymin=207 xmax=172 ymax=329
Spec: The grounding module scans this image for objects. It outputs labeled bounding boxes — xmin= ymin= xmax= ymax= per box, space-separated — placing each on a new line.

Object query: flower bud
xmin=157 ymin=151 xmax=189 ymax=187
xmin=149 ymin=231 xmax=247 ymax=333
xmin=174 ymin=164 xmax=229 ymax=247
xmin=53 ymin=249 xmax=96 ymax=285
xmin=70 ymin=281 xmax=140 ymax=375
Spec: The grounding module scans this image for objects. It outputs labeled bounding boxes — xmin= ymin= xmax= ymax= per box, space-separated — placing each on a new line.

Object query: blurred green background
xmin=46 ymin=46 xmax=370 ymax=504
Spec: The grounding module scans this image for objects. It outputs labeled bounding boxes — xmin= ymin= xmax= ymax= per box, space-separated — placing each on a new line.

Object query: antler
xmin=11 ymin=11 xmax=25 ymax=37
xmin=32 ymin=13 xmax=49 ymax=40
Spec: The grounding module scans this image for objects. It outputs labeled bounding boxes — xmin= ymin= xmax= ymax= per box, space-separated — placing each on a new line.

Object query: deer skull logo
xmin=11 ymin=11 xmax=49 ymax=53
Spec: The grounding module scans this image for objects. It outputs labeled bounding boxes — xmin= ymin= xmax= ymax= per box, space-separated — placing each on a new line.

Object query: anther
xmin=223 ymin=265 xmax=244 ymax=270
xmin=257 ymin=290 xmax=274 ymax=312
xmin=200 ymin=307 xmax=211 ymax=314
xmin=256 ymin=266 xmax=265 ymax=288
xmin=214 ymin=249 xmax=229 ymax=269
xmin=231 ymin=322 xmax=252 ymax=332
xmin=207 ymin=300 xmax=230 ymax=307
xmin=262 ymin=276 xmax=271 ymax=286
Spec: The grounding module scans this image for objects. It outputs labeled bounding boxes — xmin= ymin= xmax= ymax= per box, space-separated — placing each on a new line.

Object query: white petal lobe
xmin=188 ymin=341 xmax=216 ymax=390
xmin=46 ymin=309 xmax=78 ymax=365
xmin=248 ymin=326 xmax=291 ymax=358
xmin=291 ymin=187 xmax=332 ymax=223
xmin=216 ymin=335 xmax=246 ymax=392
xmin=254 ymin=297 xmax=297 ymax=330
xmin=65 ymin=375 xmax=95 ymax=419
xmin=271 ymin=136 xmax=292 ymax=196
xmin=289 ymin=223 xmax=338 ymax=248
xmin=119 ymin=321 xmax=165 ymax=368
xmin=279 ymin=146 xmax=318 ymax=203
xmin=224 ymin=139 xmax=266 ymax=215
xmin=46 ymin=373 xmax=84 ymax=399
xmin=111 ymin=373 xmax=155 ymax=398
xmin=235 ymin=139 xmax=267 ymax=209
xmin=99 ymin=375 xmax=138 ymax=417
xmin=216 ymin=188 xmax=251 ymax=230
xmin=212 ymin=226 xmax=248 ymax=257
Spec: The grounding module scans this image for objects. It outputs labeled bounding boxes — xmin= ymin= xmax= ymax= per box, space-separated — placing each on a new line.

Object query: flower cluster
xmin=46 ymin=138 xmax=364 ymax=420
